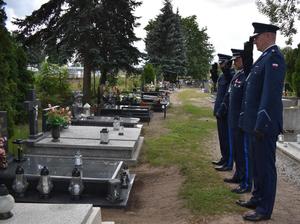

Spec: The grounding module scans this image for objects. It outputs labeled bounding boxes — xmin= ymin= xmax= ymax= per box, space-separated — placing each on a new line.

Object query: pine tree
xmin=145 ymin=0 xmax=187 ymax=82
xmin=14 ymin=0 xmax=141 ymax=104
xmin=181 ymin=15 xmax=214 ymax=80
xmin=0 ymin=0 xmax=34 ymax=136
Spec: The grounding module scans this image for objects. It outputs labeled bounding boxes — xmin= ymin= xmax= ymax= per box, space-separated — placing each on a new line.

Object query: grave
xmin=0 ymin=155 xmax=135 ymax=207
xmin=71 ymin=116 xmax=140 ymax=128
xmin=25 ymin=126 xmax=143 ymax=164
xmin=0 ymin=203 xmax=105 ymax=224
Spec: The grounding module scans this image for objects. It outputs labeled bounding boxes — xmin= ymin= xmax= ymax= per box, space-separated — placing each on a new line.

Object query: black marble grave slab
xmin=71 ymin=116 xmax=140 ymax=128
xmin=97 ymin=105 xmax=152 ymax=123
xmin=0 ymin=155 xmax=135 ymax=207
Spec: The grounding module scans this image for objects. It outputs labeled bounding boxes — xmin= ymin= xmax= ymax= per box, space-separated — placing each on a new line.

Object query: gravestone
xmin=283 ymin=106 xmax=300 ymax=132
xmin=0 ymin=155 xmax=135 ymax=207
xmin=72 ymin=92 xmax=83 ymax=118
xmin=25 ymin=126 xmax=143 ymax=164
xmin=0 ymin=111 xmax=8 ymax=139
xmin=24 ymin=89 xmax=43 ymax=139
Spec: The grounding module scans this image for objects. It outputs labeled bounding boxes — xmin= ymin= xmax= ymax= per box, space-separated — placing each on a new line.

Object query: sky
xmin=4 ymin=0 xmax=300 ymax=62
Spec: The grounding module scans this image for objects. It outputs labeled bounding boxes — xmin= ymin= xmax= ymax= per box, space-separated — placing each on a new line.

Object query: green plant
xmin=46 ymin=105 xmax=71 ymax=127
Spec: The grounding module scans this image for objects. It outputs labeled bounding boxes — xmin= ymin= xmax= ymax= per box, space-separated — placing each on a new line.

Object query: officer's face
xmin=253 ymin=33 xmax=264 ymax=51
xmin=254 ymin=32 xmax=276 ymax=52
xmin=234 ymin=57 xmax=243 ymax=70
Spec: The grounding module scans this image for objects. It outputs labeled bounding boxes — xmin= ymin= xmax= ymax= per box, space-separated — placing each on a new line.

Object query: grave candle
xmin=69 ymin=167 xmax=84 ymax=200
xmin=0 ymin=184 xmax=14 ymax=220
xmin=12 ymin=165 xmax=28 ymax=197
xmin=37 ymin=166 xmax=53 ymax=199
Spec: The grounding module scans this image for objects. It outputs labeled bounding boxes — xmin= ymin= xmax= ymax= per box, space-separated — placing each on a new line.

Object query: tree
xmin=256 ymin=0 xmax=300 ymax=45
xmin=14 ymin=0 xmax=142 ymax=104
xmin=0 ymin=0 xmax=34 ymax=136
xmin=181 ymin=16 xmax=214 ymax=80
xmin=142 ymin=63 xmax=156 ymax=85
xmin=145 ymin=0 xmax=187 ymax=82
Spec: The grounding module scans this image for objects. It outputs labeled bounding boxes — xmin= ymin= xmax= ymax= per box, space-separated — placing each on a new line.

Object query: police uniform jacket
xmin=239 ymin=45 xmax=286 ymax=136
xmin=213 ymin=69 xmax=234 ymax=117
xmin=228 ymin=70 xmax=247 ymax=129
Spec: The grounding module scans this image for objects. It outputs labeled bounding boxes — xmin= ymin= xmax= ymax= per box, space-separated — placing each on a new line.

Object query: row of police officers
xmin=212 ymin=22 xmax=286 ymax=222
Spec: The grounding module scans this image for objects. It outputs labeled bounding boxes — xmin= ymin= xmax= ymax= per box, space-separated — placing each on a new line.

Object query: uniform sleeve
xmin=254 ymin=53 xmax=285 ymax=134
xmin=217 ymin=90 xmax=229 ymax=117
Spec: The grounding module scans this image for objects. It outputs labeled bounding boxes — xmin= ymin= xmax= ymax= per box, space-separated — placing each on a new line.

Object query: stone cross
xmin=24 ymin=89 xmax=43 ymax=139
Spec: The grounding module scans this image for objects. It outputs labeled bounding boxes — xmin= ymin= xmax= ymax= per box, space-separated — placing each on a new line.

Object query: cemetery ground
xmin=8 ymin=88 xmax=300 ymax=223
xmin=102 ymin=88 xmax=300 ymax=224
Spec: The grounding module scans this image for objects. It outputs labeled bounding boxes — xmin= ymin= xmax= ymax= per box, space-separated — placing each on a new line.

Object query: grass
xmin=144 ymin=89 xmax=243 ymax=216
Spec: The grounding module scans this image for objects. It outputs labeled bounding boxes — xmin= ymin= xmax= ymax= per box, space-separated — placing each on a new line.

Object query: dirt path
xmin=102 ymin=88 xmax=300 ymax=224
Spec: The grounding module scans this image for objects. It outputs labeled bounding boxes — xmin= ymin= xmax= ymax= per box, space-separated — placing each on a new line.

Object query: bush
xmin=292 ymin=56 xmax=300 ymax=97
xmin=36 ymin=61 xmax=72 ymax=107
xmin=292 ymin=72 xmax=300 ymax=97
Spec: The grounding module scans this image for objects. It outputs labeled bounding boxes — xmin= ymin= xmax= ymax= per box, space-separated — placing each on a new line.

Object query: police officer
xmin=237 ymin=22 xmax=286 ymax=221
xmin=212 ymin=54 xmax=234 ymax=170
xmin=222 ymin=49 xmax=252 ymax=194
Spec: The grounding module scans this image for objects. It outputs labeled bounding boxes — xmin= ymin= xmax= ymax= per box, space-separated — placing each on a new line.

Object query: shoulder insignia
xmin=272 ymin=63 xmax=279 ymax=68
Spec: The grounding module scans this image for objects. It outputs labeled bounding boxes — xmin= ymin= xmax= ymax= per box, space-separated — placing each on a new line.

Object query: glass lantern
xmin=68 ymin=167 xmax=84 ymax=200
xmin=100 ymin=128 xmax=109 ymax=144
xmin=0 ymin=184 xmax=14 ymax=220
xmin=113 ymin=116 xmax=120 ymax=131
xmin=278 ymin=134 xmax=284 ymax=143
xmin=12 ymin=165 xmax=28 ymax=197
xmin=12 ymin=139 xmax=26 ymax=162
xmin=36 ymin=166 xmax=53 ymax=199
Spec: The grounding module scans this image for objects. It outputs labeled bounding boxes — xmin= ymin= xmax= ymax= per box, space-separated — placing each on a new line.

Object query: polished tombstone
xmin=0 ymin=155 xmax=135 ymax=207
xmin=71 ymin=116 xmax=140 ymax=128
xmin=25 ymin=126 xmax=143 ymax=164
xmin=97 ymin=105 xmax=152 ymax=123
xmin=24 ymin=89 xmax=43 ymax=140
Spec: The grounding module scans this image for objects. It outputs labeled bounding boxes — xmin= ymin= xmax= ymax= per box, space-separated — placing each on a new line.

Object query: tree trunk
xmin=97 ymin=68 xmax=107 ymax=113
xmin=82 ymin=59 xmax=92 ymax=104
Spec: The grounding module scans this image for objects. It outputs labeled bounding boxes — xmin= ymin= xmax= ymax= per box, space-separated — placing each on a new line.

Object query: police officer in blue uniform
xmin=237 ymin=22 xmax=286 ymax=221
xmin=223 ymin=49 xmax=252 ymax=194
xmin=212 ymin=54 xmax=234 ymax=171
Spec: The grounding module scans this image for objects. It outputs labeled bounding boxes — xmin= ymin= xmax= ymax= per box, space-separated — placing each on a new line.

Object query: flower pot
xmin=51 ymin=125 xmax=60 ymax=142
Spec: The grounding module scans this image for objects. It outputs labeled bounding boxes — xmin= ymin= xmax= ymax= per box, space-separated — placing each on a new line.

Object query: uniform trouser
xmin=229 ymin=128 xmax=244 ymax=180
xmin=239 ymin=132 xmax=252 ymax=189
xmin=217 ymin=117 xmax=230 ymax=165
xmin=249 ymin=134 xmax=277 ymax=217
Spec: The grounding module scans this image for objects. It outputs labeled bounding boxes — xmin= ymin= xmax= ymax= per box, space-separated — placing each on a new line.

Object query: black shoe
xmin=212 ymin=159 xmax=225 ymax=166
xmin=231 ymin=186 xmax=251 ymax=194
xmin=224 ymin=177 xmax=240 ymax=184
xmin=215 ymin=165 xmax=232 ymax=171
xmin=236 ymin=199 xmax=257 ymax=209
xmin=243 ymin=211 xmax=270 ymax=222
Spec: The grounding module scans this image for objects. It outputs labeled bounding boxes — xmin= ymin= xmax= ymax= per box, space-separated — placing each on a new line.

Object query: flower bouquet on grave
xmin=46 ymin=105 xmax=72 ymax=141
xmin=0 ymin=137 xmax=8 ymax=169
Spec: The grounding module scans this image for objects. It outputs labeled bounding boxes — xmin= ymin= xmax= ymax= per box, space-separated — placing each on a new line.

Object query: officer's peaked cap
xmin=231 ymin=49 xmax=244 ymax=60
xmin=217 ymin=53 xmax=231 ymax=64
xmin=252 ymin=22 xmax=279 ymax=36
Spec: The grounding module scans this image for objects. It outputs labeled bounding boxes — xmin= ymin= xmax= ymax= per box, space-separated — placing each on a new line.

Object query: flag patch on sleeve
xmin=272 ymin=63 xmax=279 ymax=67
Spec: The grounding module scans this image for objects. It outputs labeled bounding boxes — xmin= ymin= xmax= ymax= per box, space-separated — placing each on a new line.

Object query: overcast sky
xmin=4 ymin=0 xmax=300 ymax=62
